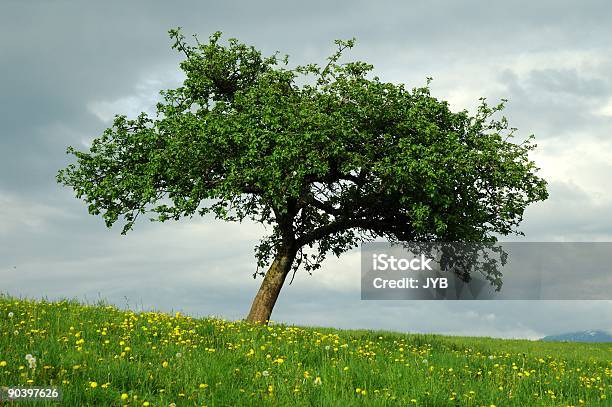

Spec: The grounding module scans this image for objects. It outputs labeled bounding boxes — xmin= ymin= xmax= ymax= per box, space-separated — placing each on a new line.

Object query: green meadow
xmin=0 ymin=296 xmax=609 ymax=406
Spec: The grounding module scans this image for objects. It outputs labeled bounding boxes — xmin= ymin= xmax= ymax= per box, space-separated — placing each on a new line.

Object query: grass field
xmin=0 ymin=296 xmax=609 ymax=406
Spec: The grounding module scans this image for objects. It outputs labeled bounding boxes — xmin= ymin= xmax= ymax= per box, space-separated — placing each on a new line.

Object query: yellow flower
xmin=121 ymin=393 xmax=129 ymax=400
xmin=162 ymin=361 xmax=169 ymax=368
xmin=143 ymin=402 xmax=150 ymax=406
xmin=313 ymin=376 xmax=322 ymax=386
xmin=89 ymin=381 xmax=98 ymax=388
xmin=0 ymin=361 xmax=7 ymax=367
xmin=199 ymin=383 xmax=208 ymax=389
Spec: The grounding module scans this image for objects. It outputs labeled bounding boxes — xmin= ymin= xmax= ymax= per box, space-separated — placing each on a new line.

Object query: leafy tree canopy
xmin=58 ymin=28 xmax=548 ymax=289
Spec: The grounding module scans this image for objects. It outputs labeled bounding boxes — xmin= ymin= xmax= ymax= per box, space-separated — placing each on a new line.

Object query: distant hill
xmin=541 ymin=330 xmax=612 ymax=343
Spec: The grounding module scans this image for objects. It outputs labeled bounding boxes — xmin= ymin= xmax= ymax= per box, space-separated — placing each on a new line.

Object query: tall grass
xmin=0 ymin=296 xmax=609 ymax=406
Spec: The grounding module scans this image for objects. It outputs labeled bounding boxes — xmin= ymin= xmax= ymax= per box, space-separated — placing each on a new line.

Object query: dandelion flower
xmin=262 ymin=370 xmax=270 ymax=377
xmin=121 ymin=393 xmax=129 ymax=400
xmin=8 ymin=312 xmax=14 ymax=318
xmin=89 ymin=381 xmax=98 ymax=388
xmin=0 ymin=361 xmax=7 ymax=367
xmin=162 ymin=361 xmax=169 ymax=368
xmin=26 ymin=356 xmax=36 ymax=369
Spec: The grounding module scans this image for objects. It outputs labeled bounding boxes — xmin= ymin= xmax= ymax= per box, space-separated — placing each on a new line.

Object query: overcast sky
xmin=1 ymin=1 xmax=611 ymax=339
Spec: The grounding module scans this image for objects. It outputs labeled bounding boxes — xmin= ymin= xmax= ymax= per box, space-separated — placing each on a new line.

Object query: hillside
xmin=542 ymin=330 xmax=612 ymax=343
xmin=0 ymin=296 xmax=610 ymax=406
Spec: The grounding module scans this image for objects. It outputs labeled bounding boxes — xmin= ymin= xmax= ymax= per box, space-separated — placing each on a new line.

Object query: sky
xmin=1 ymin=0 xmax=611 ymax=339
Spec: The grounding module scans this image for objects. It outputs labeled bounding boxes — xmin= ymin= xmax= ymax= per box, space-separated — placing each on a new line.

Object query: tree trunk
xmin=246 ymin=248 xmax=296 ymax=324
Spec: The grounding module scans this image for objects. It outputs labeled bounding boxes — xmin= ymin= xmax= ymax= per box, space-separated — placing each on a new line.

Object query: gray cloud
xmin=494 ymin=66 xmax=612 ymax=140
xmin=1 ymin=0 xmax=612 ymax=339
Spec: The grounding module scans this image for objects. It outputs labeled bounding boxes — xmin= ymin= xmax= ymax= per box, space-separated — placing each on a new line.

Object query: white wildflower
xmin=25 ymin=355 xmax=36 ymax=369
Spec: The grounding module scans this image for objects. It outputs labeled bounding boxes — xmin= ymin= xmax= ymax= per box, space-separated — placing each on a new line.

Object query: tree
xmin=57 ymin=29 xmax=548 ymax=323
